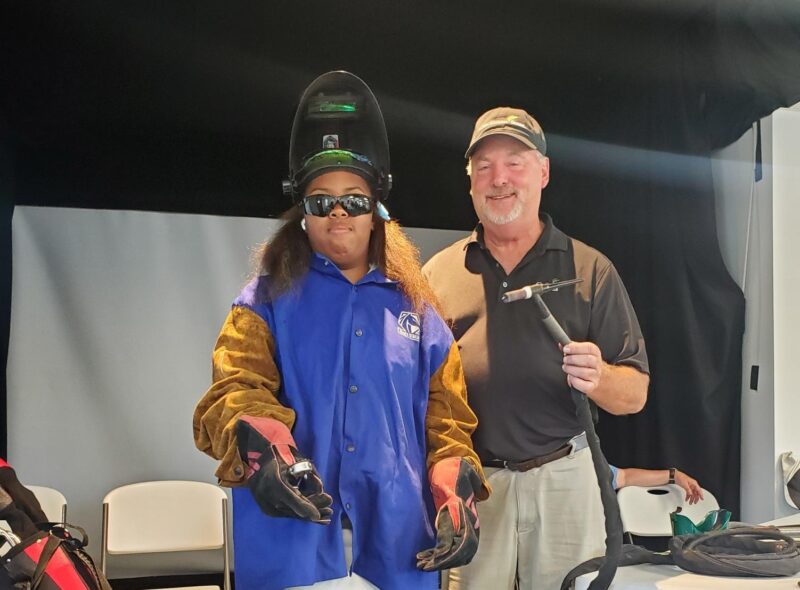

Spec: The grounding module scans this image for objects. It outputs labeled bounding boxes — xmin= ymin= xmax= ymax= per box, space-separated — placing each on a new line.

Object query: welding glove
xmin=0 ymin=460 xmax=47 ymax=540
xmin=416 ymin=457 xmax=482 ymax=571
xmin=236 ymin=416 xmax=332 ymax=524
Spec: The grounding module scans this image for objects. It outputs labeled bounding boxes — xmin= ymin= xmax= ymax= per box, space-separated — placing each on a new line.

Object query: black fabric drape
xmin=2 ymin=0 xmax=800 ymax=515
xmin=543 ymin=12 xmax=751 ymax=516
xmin=0 ymin=117 xmax=12 ymax=458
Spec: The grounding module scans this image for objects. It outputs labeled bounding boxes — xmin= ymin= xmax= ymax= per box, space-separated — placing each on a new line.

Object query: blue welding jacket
xmin=231 ymin=254 xmax=453 ymax=590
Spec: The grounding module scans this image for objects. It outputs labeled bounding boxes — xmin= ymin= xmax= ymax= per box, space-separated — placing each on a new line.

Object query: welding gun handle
xmin=532 ymin=295 xmax=571 ymax=346
xmin=542 ymin=314 xmax=571 ymax=347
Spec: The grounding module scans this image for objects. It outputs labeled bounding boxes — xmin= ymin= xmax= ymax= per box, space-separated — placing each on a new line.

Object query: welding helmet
xmin=282 ymin=71 xmax=392 ymax=203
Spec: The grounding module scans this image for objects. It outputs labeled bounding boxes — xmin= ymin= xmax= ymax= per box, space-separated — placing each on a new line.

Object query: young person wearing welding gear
xmin=423 ymin=108 xmax=650 ymax=590
xmin=193 ymin=71 xmax=489 ymax=590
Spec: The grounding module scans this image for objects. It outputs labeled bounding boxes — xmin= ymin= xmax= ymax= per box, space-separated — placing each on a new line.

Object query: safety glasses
xmin=301 ymin=194 xmax=374 ymax=217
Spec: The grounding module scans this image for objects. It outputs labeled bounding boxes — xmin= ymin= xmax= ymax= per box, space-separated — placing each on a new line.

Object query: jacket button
xmin=355 ymin=329 xmax=363 ymax=337
xmin=234 ymin=466 xmax=242 ymax=476
xmin=346 ymin=444 xmax=355 ymax=452
xmin=349 ymin=385 xmax=358 ymax=394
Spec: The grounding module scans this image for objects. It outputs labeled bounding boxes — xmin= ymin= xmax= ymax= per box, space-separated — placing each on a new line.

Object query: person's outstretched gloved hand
xmin=236 ymin=416 xmax=332 ymax=524
xmin=416 ymin=457 xmax=482 ymax=571
xmin=0 ymin=459 xmax=48 ymax=539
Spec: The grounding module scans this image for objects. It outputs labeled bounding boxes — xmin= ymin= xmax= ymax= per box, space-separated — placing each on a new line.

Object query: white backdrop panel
xmin=7 ymin=205 xmax=467 ymax=571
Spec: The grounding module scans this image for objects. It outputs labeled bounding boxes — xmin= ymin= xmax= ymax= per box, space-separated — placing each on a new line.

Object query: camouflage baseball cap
xmin=465 ymin=107 xmax=547 ymax=157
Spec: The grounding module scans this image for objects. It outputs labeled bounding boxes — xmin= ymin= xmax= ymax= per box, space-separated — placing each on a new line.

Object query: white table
xmin=576 ymin=516 xmax=800 ymax=589
xmin=575 ymin=563 xmax=800 ymax=589
xmin=763 ymin=515 xmax=800 ymax=527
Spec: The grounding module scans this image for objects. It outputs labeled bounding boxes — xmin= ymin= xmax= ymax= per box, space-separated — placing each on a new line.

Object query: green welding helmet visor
xmin=284 ymin=71 xmax=392 ymax=201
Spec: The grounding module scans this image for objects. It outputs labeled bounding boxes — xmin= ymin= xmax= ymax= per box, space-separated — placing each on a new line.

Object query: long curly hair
xmin=255 ymin=204 xmax=442 ymax=316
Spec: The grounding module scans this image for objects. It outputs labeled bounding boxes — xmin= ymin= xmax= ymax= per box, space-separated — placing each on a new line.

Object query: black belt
xmin=482 ymin=443 xmax=573 ymax=472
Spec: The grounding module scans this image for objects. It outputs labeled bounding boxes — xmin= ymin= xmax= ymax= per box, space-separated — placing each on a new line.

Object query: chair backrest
xmin=26 ymin=485 xmax=68 ymax=523
xmin=617 ymin=484 xmax=719 ymax=537
xmin=101 ymin=480 xmax=230 ymax=590
xmin=0 ymin=485 xmax=67 ymax=558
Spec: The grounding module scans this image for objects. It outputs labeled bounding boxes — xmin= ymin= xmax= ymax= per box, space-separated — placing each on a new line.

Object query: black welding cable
xmin=530 ymin=294 xmax=622 ymax=590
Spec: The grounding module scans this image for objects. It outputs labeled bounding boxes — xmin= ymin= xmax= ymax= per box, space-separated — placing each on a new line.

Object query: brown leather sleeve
xmin=193 ymin=306 xmax=295 ymax=486
xmin=426 ymin=343 xmax=491 ymax=500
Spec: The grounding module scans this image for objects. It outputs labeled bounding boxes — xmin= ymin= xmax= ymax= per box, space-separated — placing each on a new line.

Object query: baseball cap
xmin=465 ymin=107 xmax=547 ymax=158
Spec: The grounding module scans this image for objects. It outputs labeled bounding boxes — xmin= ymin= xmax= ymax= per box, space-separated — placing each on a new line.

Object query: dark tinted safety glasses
xmin=301 ymin=194 xmax=374 ymax=217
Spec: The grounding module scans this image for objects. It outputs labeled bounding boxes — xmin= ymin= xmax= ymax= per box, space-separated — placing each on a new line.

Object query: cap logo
xmin=478 ymin=120 xmax=537 ymax=137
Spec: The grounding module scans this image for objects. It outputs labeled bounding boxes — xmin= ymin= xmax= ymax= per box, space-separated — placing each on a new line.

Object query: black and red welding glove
xmin=0 ymin=459 xmax=47 ymax=539
xmin=236 ymin=416 xmax=332 ymax=524
xmin=416 ymin=457 xmax=482 ymax=571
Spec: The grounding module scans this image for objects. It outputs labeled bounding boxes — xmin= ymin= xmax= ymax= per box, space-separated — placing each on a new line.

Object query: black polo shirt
xmin=423 ymin=214 xmax=648 ymax=462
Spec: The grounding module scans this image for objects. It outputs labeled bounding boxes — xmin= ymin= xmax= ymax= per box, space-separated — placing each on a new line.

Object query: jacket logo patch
xmin=397 ymin=312 xmax=421 ymax=342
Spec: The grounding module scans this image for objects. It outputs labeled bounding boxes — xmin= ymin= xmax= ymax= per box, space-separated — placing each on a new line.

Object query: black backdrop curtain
xmin=2 ymin=0 xmax=800 ymax=517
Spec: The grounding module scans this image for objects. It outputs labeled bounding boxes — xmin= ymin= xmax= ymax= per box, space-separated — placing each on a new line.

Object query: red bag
xmin=1 ymin=523 xmax=111 ymax=590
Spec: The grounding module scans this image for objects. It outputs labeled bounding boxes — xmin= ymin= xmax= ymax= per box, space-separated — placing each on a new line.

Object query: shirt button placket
xmin=343 ymin=287 xmax=366 ymax=520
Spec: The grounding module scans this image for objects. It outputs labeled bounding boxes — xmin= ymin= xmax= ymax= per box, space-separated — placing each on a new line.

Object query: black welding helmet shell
xmin=283 ymin=71 xmax=392 ymax=203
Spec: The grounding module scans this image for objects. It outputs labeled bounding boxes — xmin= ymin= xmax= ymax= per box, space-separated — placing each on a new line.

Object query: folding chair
xmin=26 ymin=485 xmax=68 ymax=523
xmin=617 ymin=483 xmax=719 ymax=543
xmin=0 ymin=484 xmax=66 ymax=551
xmin=101 ymin=481 xmax=230 ymax=590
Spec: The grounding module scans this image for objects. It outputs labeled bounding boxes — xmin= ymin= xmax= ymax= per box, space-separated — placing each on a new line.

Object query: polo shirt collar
xmin=465 ymin=213 xmax=569 ymax=258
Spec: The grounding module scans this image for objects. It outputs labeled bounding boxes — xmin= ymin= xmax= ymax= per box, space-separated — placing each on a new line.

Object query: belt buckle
xmin=503 ymin=459 xmax=527 ymax=472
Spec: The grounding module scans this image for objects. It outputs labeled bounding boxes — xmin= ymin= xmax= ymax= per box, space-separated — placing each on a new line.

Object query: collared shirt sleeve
xmin=426 ymin=340 xmax=491 ymax=500
xmin=193 ymin=305 xmax=295 ymax=486
xmin=590 ymin=259 xmax=649 ymax=375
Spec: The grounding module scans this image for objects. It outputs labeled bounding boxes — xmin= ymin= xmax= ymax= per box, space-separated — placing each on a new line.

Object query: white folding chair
xmin=617 ymin=484 xmax=719 ymax=543
xmin=27 ymin=485 xmax=68 ymax=523
xmin=101 ymin=481 xmax=231 ymax=590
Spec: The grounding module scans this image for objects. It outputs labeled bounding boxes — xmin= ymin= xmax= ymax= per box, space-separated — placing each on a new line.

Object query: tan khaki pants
xmin=448 ymin=447 xmax=606 ymax=590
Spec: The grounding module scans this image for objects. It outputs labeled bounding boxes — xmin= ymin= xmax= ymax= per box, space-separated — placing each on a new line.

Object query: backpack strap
xmin=29 ymin=534 xmax=64 ymax=590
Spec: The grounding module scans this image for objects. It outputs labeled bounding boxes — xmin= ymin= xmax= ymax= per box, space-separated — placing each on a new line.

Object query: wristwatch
xmin=668 ymin=467 xmax=676 ymax=484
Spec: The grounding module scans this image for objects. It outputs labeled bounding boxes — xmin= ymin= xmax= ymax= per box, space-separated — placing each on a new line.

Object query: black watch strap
xmin=668 ymin=467 xmax=676 ymax=484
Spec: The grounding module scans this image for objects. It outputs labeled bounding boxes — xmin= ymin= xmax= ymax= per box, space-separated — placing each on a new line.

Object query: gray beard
xmin=481 ymin=199 xmax=523 ymax=225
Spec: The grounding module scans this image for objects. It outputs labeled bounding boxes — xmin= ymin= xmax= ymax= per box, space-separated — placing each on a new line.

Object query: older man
xmin=423 ymin=108 xmax=649 ymax=590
